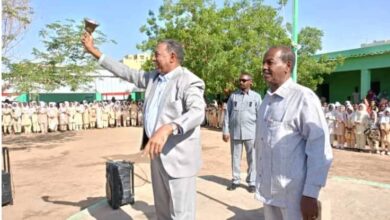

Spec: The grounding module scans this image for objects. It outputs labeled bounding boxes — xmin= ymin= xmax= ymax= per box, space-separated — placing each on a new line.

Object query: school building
xmin=316 ymin=41 xmax=390 ymax=103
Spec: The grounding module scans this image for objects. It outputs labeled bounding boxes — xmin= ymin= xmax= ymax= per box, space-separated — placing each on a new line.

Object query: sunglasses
xmin=239 ymin=79 xmax=251 ymax=82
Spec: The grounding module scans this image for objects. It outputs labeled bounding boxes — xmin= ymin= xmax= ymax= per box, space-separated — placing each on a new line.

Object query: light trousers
xmin=230 ymin=139 xmax=256 ymax=186
xmin=264 ymin=204 xmax=302 ymax=220
xmin=151 ymin=157 xmax=196 ymax=220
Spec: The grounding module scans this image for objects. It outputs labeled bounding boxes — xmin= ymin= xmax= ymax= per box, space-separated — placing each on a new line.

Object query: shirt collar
xmin=240 ymin=89 xmax=251 ymax=95
xmin=266 ymin=77 xmax=293 ymax=98
xmin=158 ymin=66 xmax=180 ymax=82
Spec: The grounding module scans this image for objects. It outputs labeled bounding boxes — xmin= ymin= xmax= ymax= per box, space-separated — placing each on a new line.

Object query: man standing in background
xmin=223 ymin=73 xmax=262 ymax=193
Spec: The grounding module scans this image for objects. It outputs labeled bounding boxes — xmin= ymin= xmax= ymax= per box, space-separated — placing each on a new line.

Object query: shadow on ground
xmin=197 ymin=190 xmax=264 ymax=220
xmin=198 ymin=175 xmax=264 ymax=219
xmin=130 ymin=201 xmax=155 ymax=219
xmin=2 ymin=132 xmax=79 ymax=151
xmin=42 ymin=195 xmax=104 ymax=210
xmin=199 ymin=175 xmax=251 ymax=191
xmin=65 ymin=198 xmax=155 ymax=220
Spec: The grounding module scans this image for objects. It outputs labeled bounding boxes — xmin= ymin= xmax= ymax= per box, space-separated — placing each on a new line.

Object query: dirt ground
xmin=2 ymin=127 xmax=390 ymax=220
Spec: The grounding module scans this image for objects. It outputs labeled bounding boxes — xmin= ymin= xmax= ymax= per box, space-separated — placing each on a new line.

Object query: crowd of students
xmin=3 ymin=93 xmax=390 ymax=157
xmin=203 ymin=100 xmax=226 ymax=129
xmin=1 ymin=100 xmax=144 ymax=135
xmin=202 ymin=92 xmax=390 ymax=157
xmin=323 ymin=96 xmax=390 ymax=155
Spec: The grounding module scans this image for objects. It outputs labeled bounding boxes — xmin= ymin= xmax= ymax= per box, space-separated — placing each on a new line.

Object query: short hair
xmin=240 ymin=72 xmax=253 ymax=80
xmin=269 ymin=46 xmax=295 ymax=73
xmin=159 ymin=39 xmax=185 ymax=64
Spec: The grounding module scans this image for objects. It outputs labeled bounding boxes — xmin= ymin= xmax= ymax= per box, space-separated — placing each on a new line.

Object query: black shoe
xmin=227 ymin=183 xmax=239 ymax=191
xmin=248 ymin=185 xmax=256 ymax=193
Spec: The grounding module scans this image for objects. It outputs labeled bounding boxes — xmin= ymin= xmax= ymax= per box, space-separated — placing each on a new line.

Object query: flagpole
xmin=292 ymin=0 xmax=298 ymax=82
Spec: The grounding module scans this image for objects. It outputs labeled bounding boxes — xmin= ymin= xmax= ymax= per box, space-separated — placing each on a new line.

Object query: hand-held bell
xmin=84 ymin=18 xmax=99 ymax=34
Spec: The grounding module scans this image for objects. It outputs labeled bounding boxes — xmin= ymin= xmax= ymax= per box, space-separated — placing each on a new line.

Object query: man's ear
xmin=170 ymin=52 xmax=177 ymax=63
xmin=286 ymin=60 xmax=292 ymax=74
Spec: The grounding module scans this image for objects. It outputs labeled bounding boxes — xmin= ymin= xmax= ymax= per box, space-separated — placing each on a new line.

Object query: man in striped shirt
xmin=255 ymin=46 xmax=333 ymax=220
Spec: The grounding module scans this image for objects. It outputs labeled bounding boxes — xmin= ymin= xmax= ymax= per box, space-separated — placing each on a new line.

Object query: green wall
xmin=327 ymin=71 xmax=360 ymax=103
xmin=130 ymin=91 xmax=145 ymax=101
xmin=16 ymin=93 xmax=29 ymax=103
xmin=37 ymin=93 xmax=97 ymax=103
xmin=95 ymin=93 xmax=102 ymax=101
xmin=335 ymin=54 xmax=390 ymax=72
xmin=321 ymin=68 xmax=390 ymax=103
xmin=316 ymin=46 xmax=390 ymax=103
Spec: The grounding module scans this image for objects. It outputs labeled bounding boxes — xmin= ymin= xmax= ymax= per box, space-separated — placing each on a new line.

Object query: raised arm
xmin=81 ymin=32 xmax=154 ymax=89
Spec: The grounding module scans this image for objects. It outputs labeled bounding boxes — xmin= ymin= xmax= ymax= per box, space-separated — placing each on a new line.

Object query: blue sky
xmin=7 ymin=0 xmax=390 ymax=62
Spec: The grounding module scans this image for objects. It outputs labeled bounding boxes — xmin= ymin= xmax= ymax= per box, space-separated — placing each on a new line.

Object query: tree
xmin=2 ymin=0 xmax=33 ymax=60
xmin=2 ymin=19 xmax=115 ymax=92
xmin=2 ymin=0 xmax=33 ymax=92
xmin=138 ymin=0 xmax=341 ymax=96
xmin=295 ymin=27 xmax=343 ymax=91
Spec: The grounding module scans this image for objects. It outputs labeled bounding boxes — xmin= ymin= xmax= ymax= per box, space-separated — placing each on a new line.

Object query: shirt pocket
xmin=247 ymin=100 xmax=257 ymax=114
xmin=232 ymin=100 xmax=240 ymax=111
xmin=267 ymin=118 xmax=286 ymax=146
xmin=268 ymin=119 xmax=298 ymax=191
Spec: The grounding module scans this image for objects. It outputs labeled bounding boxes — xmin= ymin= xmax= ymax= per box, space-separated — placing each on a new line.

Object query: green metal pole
xmin=292 ymin=0 xmax=298 ymax=82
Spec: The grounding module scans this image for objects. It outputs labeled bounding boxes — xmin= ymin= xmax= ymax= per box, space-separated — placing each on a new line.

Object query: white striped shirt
xmin=255 ymin=78 xmax=333 ymax=207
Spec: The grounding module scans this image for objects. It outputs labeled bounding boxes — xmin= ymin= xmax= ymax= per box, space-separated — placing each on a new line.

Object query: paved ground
xmin=2 ymin=127 xmax=390 ymax=220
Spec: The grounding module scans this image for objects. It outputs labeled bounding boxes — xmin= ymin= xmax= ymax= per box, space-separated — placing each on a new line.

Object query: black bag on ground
xmin=2 ymin=147 xmax=13 ymax=206
xmin=106 ymin=160 xmax=135 ymax=209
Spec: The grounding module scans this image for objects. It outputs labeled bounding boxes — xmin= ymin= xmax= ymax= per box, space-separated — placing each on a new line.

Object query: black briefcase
xmin=2 ymin=147 xmax=13 ymax=206
xmin=106 ymin=160 xmax=135 ymax=209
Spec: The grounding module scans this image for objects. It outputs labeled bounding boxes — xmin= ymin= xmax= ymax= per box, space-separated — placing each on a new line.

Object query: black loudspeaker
xmin=2 ymin=147 xmax=13 ymax=206
xmin=106 ymin=160 xmax=135 ymax=209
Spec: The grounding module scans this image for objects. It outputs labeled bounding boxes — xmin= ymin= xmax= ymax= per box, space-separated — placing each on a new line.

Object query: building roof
xmin=316 ymin=43 xmax=390 ymax=59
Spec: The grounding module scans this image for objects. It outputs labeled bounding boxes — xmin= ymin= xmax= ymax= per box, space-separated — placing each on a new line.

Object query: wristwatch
xmin=171 ymin=123 xmax=179 ymax=135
